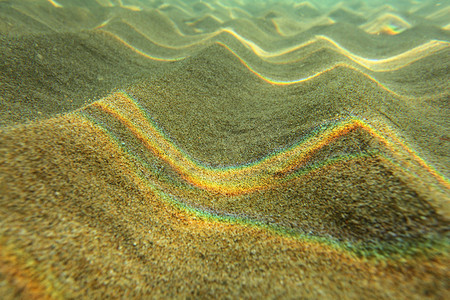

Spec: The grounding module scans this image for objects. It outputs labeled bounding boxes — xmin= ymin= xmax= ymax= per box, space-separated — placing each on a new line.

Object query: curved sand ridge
xmin=1 ymin=95 xmax=449 ymax=299
xmin=82 ymin=91 xmax=449 ymax=235
xmin=0 ymin=0 xmax=449 ymax=299
xmin=1 ymin=2 xmax=448 ymax=127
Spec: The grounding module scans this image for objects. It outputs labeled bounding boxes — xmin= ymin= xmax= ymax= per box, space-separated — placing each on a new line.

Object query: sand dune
xmin=0 ymin=0 xmax=449 ymax=298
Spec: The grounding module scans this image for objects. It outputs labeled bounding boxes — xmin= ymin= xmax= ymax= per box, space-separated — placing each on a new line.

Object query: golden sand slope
xmin=0 ymin=113 xmax=448 ymax=299
xmin=0 ymin=0 xmax=449 ymax=298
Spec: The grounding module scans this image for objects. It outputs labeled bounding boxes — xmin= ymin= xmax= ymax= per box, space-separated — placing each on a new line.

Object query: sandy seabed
xmin=0 ymin=0 xmax=449 ymax=298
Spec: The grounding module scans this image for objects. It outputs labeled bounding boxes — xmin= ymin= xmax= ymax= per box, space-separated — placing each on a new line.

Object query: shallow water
xmin=0 ymin=0 xmax=449 ymax=299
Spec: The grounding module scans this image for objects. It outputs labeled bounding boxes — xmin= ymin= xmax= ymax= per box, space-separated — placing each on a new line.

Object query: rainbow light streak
xmin=85 ymin=92 xmax=449 ymax=196
xmin=215 ymin=42 xmax=406 ymax=98
xmin=74 ymin=115 xmax=378 ymax=261
xmin=94 ymin=18 xmax=112 ymax=29
xmin=366 ymin=119 xmax=450 ymax=189
xmin=83 ymin=113 xmax=450 ymax=260
xmin=47 ymin=0 xmax=62 ymax=8
xmin=239 ymin=34 xmax=447 ymax=71
xmin=380 ymin=24 xmax=403 ymax=35
xmin=94 ymin=28 xmax=445 ymax=99
xmin=78 ymin=108 xmax=448 ymax=258
xmin=1 ymin=111 xmax=446 ymax=300
xmin=310 ymin=37 xmax=447 ymax=70
xmin=147 ymin=182 xmax=352 ymax=256
xmin=97 ymin=21 xmax=447 ymax=73
xmin=362 ymin=13 xmax=411 ymax=36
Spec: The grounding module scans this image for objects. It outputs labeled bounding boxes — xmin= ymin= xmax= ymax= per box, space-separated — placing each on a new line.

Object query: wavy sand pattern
xmin=0 ymin=0 xmax=449 ymax=298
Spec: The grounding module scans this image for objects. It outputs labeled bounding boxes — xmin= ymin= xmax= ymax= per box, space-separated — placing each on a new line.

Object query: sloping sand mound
xmin=0 ymin=0 xmax=449 ymax=298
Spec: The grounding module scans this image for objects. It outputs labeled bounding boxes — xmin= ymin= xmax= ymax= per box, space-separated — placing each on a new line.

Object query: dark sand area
xmin=0 ymin=0 xmax=449 ymax=299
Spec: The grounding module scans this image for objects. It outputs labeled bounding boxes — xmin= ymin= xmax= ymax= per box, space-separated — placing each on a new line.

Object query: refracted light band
xmin=47 ymin=0 xmax=62 ymax=8
xmin=84 ymin=92 xmax=449 ymax=196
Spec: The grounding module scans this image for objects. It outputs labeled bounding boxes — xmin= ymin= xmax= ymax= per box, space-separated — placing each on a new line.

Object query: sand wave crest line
xmin=98 ymin=30 xmax=446 ymax=98
xmin=215 ymin=42 xmax=420 ymax=99
xmin=82 ymin=92 xmax=449 ymax=196
xmin=98 ymin=19 xmax=449 ymax=72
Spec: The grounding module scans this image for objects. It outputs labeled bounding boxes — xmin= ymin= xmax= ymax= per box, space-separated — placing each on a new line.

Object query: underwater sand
xmin=0 ymin=0 xmax=449 ymax=299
